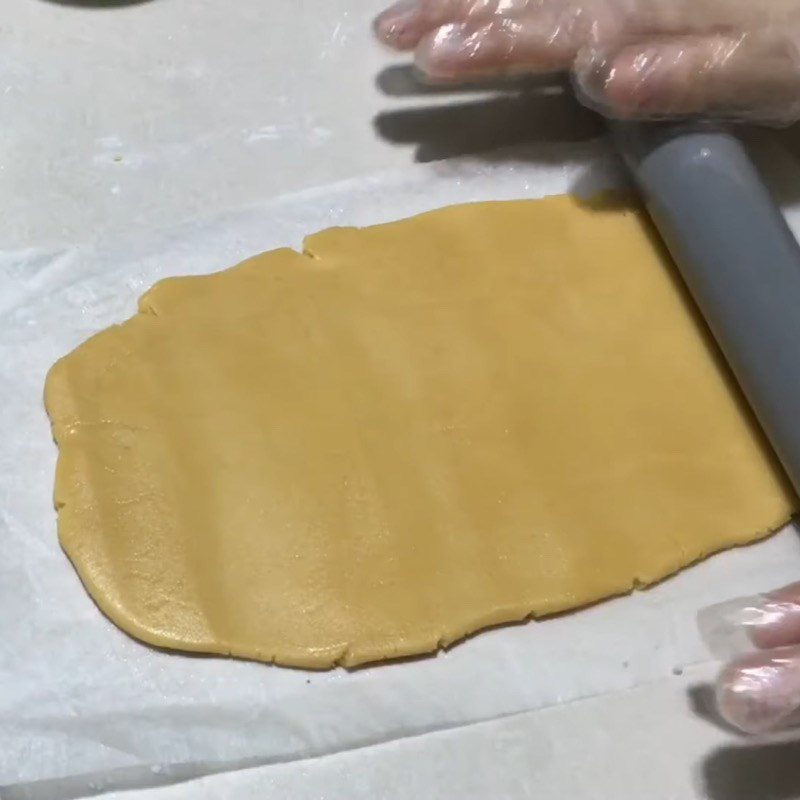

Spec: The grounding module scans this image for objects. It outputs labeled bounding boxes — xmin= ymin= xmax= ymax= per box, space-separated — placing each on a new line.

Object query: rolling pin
xmin=612 ymin=123 xmax=800 ymax=495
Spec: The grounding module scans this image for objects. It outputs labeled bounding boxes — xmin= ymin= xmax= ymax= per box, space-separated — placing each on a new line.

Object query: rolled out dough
xmin=45 ymin=196 xmax=795 ymax=668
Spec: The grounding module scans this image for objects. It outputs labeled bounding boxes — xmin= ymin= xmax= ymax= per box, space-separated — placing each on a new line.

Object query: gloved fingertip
xmin=414 ymin=23 xmax=472 ymax=78
xmin=573 ymin=45 xmax=672 ymax=118
xmin=414 ymin=22 xmax=503 ymax=81
xmin=752 ymin=582 xmax=800 ymax=649
xmin=716 ymin=648 xmax=800 ymax=734
xmin=696 ymin=585 xmax=800 ymax=657
xmin=697 ymin=595 xmax=768 ymax=659
xmin=570 ymin=48 xmax=620 ymax=117
xmin=374 ymin=0 xmax=424 ymax=49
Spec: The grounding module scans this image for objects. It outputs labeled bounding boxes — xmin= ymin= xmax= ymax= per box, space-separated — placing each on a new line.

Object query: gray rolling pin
xmin=612 ymin=123 xmax=800 ymax=495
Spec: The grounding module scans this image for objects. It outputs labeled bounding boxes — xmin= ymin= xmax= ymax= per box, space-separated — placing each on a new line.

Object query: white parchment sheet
xmin=2 ymin=141 xmax=799 ymax=799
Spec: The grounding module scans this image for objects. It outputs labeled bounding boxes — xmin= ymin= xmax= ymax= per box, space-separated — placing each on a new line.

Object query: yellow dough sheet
xmin=44 ymin=195 xmax=796 ymax=668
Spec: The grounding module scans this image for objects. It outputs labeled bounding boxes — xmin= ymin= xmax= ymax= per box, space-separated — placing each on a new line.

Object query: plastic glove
xmin=699 ymin=581 xmax=800 ymax=733
xmin=374 ymin=0 xmax=800 ymax=124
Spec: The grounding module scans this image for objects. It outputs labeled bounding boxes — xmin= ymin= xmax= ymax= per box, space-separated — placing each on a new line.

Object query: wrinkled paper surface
xmin=2 ymin=141 xmax=800 ymax=799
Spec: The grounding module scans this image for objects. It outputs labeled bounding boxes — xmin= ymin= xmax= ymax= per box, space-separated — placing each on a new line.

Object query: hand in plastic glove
xmin=374 ymin=0 xmax=800 ymax=124
xmin=700 ymin=581 xmax=800 ymax=733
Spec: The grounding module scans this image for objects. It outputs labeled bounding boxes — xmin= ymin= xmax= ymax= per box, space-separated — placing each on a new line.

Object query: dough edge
xmin=43 ymin=197 xmax=795 ymax=670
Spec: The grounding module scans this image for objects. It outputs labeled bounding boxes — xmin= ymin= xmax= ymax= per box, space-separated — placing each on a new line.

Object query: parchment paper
xmin=2 ymin=141 xmax=799 ymax=799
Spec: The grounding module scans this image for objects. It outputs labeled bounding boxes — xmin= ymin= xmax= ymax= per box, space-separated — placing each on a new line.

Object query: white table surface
xmin=4 ymin=2 xmax=800 ymax=799
xmin=85 ymin=663 xmax=800 ymax=800
xmin=3 ymin=0 xmax=605 ymax=250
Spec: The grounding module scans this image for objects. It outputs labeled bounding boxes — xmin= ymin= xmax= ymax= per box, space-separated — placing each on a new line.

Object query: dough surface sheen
xmin=45 ymin=196 xmax=795 ymax=668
